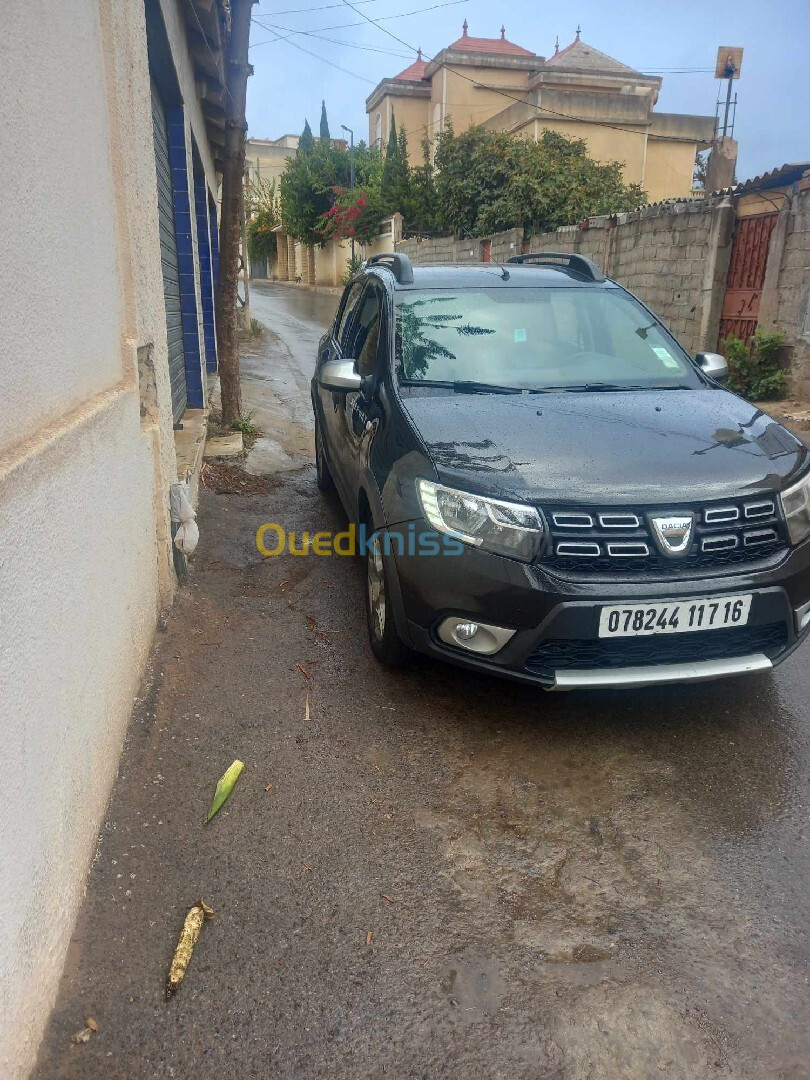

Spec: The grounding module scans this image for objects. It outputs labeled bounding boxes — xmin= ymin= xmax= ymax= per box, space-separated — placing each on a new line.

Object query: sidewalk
xmin=34 ymin=469 xmax=380 ymax=1078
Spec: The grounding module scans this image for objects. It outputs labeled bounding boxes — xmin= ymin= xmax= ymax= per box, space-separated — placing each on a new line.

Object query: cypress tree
xmin=299 ymin=119 xmax=315 ymax=154
xmin=319 ymin=101 xmax=331 ymax=142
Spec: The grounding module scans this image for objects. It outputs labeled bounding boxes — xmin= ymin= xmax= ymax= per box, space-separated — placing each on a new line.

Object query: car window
xmin=351 ymin=284 xmax=383 ymax=377
xmin=336 ymin=282 xmax=365 ymax=353
xmin=395 ymin=287 xmax=701 ymax=391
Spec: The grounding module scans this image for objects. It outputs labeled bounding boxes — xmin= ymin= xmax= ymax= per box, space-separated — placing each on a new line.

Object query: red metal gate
xmin=719 ymin=212 xmax=778 ymax=345
xmin=480 ymin=239 xmax=491 ymax=262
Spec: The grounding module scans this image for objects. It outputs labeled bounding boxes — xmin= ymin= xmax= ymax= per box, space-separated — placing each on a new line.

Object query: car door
xmin=339 ymin=280 xmax=385 ymax=500
xmin=317 ymin=279 xmax=365 ymax=501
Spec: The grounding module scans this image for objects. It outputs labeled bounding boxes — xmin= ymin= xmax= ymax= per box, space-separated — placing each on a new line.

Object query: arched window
xmin=374 ymin=112 xmax=382 ymax=149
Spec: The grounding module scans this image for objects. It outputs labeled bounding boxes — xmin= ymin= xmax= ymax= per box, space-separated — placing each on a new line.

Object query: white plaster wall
xmin=0 ymin=0 xmax=192 ymax=1073
xmin=0 ymin=1 xmax=124 ymax=456
xmin=0 ymin=394 xmax=157 ymax=1077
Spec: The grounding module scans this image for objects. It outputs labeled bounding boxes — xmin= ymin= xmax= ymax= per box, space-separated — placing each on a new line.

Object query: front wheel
xmin=365 ymin=531 xmax=410 ymax=666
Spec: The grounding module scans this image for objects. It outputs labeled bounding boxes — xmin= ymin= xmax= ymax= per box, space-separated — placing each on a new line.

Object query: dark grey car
xmin=311 ymin=252 xmax=810 ymax=690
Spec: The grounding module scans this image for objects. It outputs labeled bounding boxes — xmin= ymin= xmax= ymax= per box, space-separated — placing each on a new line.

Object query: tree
xmin=433 ymin=126 xmax=646 ymax=237
xmin=299 ymin=119 xmax=315 ymax=154
xmin=215 ymin=0 xmax=254 ymax=427
xmin=405 ymin=136 xmax=443 ymax=237
xmin=381 ymin=112 xmax=409 ymax=215
xmin=246 ymin=177 xmax=279 ymax=263
xmin=317 ymin=186 xmax=386 ymax=245
xmin=694 ymin=149 xmax=709 ymax=190
xmin=319 ymin=101 xmax=330 ymax=142
xmin=280 ymin=138 xmax=351 ymax=245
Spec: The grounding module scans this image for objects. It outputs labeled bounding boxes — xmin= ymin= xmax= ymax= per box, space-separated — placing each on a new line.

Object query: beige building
xmin=246 ymin=133 xmax=300 ymax=186
xmin=0 ymin=0 xmax=224 ymax=1074
xmin=366 ymin=24 xmax=715 ymax=202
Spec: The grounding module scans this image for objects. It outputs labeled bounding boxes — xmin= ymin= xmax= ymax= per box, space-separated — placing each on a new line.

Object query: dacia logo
xmin=649 ymin=513 xmax=695 ymax=557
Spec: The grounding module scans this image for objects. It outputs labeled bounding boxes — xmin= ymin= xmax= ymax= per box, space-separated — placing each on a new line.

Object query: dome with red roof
xmin=393 ymin=48 xmax=428 ymax=82
xmin=446 ymin=20 xmax=535 ymax=57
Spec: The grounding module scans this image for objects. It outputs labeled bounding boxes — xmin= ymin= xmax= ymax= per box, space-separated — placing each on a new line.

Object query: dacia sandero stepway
xmin=311 ymin=251 xmax=810 ymax=690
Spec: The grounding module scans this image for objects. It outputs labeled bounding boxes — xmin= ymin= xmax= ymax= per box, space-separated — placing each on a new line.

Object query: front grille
xmin=524 ymin=622 xmax=788 ymax=678
xmin=541 ymin=496 xmax=787 ymax=573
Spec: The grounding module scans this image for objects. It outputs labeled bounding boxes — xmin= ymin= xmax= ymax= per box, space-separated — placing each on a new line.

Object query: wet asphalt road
xmin=36 ymin=283 xmax=810 ymax=1079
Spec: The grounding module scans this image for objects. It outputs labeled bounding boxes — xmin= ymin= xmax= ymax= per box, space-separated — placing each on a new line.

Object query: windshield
xmin=395 ymin=287 xmax=702 ymax=392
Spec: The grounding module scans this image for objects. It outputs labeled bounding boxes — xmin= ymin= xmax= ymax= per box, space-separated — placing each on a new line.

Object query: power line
xmin=338 ymin=0 xmax=715 ymax=144
xmin=252 ymin=16 xmax=412 ymax=58
xmin=251 ymin=0 xmax=467 ymax=41
xmin=252 ymin=26 xmax=378 ymax=82
xmin=271 ymin=0 xmax=379 ymax=13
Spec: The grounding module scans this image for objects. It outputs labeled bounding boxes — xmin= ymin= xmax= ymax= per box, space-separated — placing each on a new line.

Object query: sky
xmin=246 ymin=0 xmax=809 ymax=183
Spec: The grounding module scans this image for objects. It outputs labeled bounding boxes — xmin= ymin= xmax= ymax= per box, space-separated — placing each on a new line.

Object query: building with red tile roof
xmin=366 ymin=25 xmax=715 ymax=202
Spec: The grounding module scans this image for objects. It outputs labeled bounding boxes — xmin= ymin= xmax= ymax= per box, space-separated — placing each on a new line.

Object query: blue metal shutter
xmin=150 ymin=79 xmax=187 ymax=422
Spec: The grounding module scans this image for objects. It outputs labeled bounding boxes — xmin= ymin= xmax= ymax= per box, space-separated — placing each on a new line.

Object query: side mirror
xmin=696 ymin=352 xmax=729 ymax=382
xmin=319 ymin=359 xmax=363 ymax=393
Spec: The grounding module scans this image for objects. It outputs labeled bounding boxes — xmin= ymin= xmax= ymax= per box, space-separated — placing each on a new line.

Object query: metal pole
xmin=722 ymin=75 xmax=734 ymax=137
xmin=341 ymin=124 xmax=355 ymax=264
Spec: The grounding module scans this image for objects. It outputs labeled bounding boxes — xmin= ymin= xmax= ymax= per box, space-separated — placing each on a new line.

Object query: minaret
xmin=461 ymin=18 xmax=468 ymax=37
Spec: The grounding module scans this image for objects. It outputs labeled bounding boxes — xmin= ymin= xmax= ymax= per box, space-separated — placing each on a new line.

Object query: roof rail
xmin=506 ymin=252 xmax=605 ymax=283
xmin=364 ymin=252 xmax=414 ymax=285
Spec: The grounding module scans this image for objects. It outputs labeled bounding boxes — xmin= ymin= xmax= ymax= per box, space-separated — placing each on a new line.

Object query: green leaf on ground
xmin=205 ymin=760 xmax=245 ymax=823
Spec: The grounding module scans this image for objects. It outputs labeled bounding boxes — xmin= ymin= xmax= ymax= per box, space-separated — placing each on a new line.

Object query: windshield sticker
xmin=514 ymin=328 xmax=527 ymax=343
xmin=652 ymin=346 xmax=680 ymax=368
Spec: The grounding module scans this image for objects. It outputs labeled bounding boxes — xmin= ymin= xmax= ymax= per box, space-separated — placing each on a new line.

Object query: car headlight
xmin=781 ymin=471 xmax=810 ymax=545
xmin=416 ymin=478 xmax=544 ymax=562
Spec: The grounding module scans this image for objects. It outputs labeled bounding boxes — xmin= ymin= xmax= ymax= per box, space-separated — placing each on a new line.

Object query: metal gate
xmin=719 ymin=212 xmax=778 ymax=345
xmin=151 ymin=79 xmax=187 ymax=422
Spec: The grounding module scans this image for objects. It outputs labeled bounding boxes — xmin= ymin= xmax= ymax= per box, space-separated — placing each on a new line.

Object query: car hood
xmin=400 ymin=388 xmax=808 ymax=505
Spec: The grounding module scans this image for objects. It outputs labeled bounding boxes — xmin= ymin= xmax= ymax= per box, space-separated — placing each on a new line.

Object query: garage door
xmin=151 ymin=79 xmax=187 ymax=422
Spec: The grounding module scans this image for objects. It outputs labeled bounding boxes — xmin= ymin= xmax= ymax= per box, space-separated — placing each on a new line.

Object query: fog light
xmin=437 ymin=616 xmax=516 ymax=656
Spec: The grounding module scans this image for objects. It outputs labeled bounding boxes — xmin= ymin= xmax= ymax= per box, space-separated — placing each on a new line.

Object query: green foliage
xmin=319 ymin=101 xmax=330 ymax=142
xmin=380 ymin=115 xmax=410 ymax=216
xmin=249 ymin=318 xmax=263 ymax=338
xmin=318 ymin=186 xmax=386 ymax=245
xmin=722 ymin=331 xmax=787 ymax=400
xmin=433 ymin=126 xmax=646 ymax=237
xmin=246 ymin=177 xmax=279 ymax=262
xmin=340 ymin=253 xmax=364 ymax=286
xmin=404 ymin=136 xmax=443 ymax=237
xmin=299 ymin=119 xmax=315 ymax=153
xmin=232 ymin=413 xmax=258 ymax=437
xmin=280 ymin=136 xmax=351 ymax=244
xmin=280 ymin=110 xmax=383 ymax=245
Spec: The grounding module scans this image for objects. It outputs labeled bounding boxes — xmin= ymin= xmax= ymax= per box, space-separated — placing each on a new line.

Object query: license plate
xmin=598 ymin=594 xmax=753 ymax=638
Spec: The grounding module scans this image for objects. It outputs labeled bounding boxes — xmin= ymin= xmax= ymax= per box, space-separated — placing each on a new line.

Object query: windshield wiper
xmin=400 ymin=379 xmax=526 ymax=394
xmin=534 ymin=382 xmax=691 ymax=393
xmin=452 ymin=380 xmax=525 ymax=395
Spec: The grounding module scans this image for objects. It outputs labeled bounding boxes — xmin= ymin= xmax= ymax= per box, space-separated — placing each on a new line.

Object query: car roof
xmin=369 ymin=263 xmax=618 ymax=291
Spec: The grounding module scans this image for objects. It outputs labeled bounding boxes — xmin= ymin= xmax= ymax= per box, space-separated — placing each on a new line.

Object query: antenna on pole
xmin=706 ymin=46 xmax=743 ymax=192
xmin=714 ymin=46 xmax=743 ymax=137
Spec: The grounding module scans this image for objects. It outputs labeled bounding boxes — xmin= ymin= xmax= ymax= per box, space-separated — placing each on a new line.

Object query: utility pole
xmin=215 ymin=0 xmax=256 ymax=427
xmin=341 ymin=124 xmax=355 ymax=264
xmin=706 ymin=46 xmax=743 ymax=194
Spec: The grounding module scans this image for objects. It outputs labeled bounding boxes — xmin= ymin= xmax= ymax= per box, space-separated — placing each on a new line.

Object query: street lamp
xmin=341 ymin=124 xmax=355 ymax=263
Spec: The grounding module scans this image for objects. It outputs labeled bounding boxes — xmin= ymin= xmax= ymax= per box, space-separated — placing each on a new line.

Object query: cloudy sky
xmin=246 ymin=0 xmax=809 ymax=182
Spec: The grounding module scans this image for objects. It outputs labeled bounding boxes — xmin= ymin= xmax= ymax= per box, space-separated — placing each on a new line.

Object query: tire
xmin=314 ymin=412 xmax=335 ymax=492
xmin=364 ymin=528 xmax=410 ymax=666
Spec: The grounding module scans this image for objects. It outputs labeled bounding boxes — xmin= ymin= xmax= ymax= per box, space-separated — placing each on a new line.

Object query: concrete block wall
xmin=398 ymin=204 xmax=729 ymax=356
xmin=770 ymin=185 xmax=810 ymax=396
xmin=529 ymin=202 xmax=725 ymax=355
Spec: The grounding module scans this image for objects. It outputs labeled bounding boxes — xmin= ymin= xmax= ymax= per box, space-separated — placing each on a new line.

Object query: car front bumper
xmin=384 ymin=526 xmax=810 ymax=690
